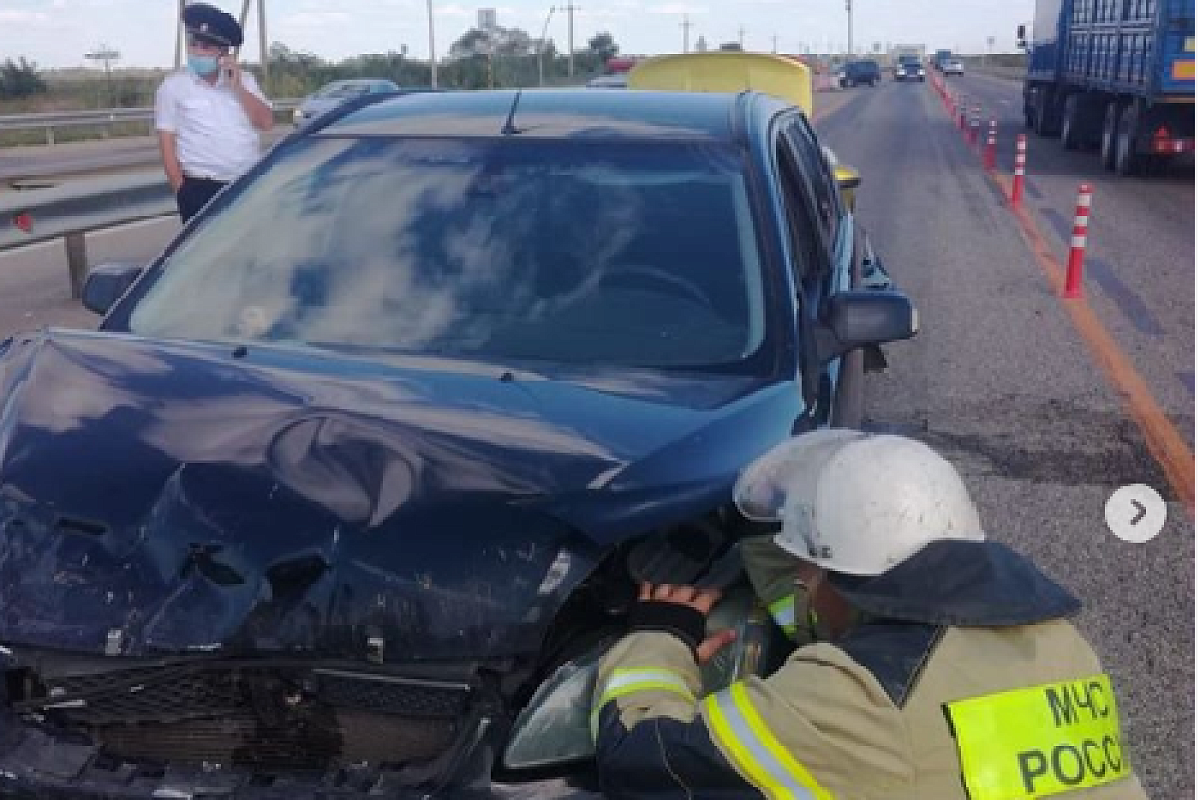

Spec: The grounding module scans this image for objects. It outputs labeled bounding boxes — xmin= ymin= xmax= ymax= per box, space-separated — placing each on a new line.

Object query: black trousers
xmin=176 ymin=177 xmax=228 ymax=223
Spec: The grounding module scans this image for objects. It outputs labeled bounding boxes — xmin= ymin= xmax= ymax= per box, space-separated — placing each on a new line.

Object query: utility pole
xmin=845 ymin=0 xmax=853 ymax=56
xmin=175 ymin=0 xmax=186 ymax=68
xmin=738 ymin=26 xmax=745 ymax=48
xmin=565 ymin=2 xmax=578 ymax=78
xmin=680 ymin=15 xmax=693 ymax=52
xmin=258 ymin=0 xmax=269 ymax=90
xmin=772 ymin=34 xmax=777 ymax=53
xmin=537 ymin=5 xmax=555 ymax=87
xmin=428 ymin=0 xmax=437 ymax=87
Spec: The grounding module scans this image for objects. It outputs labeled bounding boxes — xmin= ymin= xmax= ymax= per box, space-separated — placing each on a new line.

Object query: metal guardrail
xmin=0 ymin=170 xmax=174 ymax=297
xmin=0 ymin=100 xmax=299 ymax=144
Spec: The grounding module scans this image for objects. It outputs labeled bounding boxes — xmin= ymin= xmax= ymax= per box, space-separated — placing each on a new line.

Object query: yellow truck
xmin=627 ymin=52 xmax=862 ymax=208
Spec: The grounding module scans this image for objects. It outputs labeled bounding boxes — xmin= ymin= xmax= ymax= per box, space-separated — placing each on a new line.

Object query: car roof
xmin=321 ymin=88 xmax=776 ymax=141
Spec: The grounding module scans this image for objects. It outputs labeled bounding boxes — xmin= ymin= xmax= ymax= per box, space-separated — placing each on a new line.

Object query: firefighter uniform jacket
xmin=593 ymin=540 xmax=1148 ymax=800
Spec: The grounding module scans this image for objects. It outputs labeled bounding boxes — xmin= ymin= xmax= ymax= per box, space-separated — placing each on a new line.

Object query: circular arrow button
xmin=1105 ymin=484 xmax=1167 ymax=544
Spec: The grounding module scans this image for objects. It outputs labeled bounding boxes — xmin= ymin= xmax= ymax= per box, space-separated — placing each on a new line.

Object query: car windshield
xmin=128 ymin=137 xmax=767 ymax=370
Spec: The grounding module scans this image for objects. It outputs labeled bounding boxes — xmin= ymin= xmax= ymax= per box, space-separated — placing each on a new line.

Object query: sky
xmin=0 ymin=0 xmax=1036 ymax=70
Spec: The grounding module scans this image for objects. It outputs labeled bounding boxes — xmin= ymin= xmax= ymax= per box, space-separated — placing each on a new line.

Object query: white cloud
xmin=283 ymin=11 xmax=353 ymax=27
xmin=647 ymin=4 xmax=709 ymax=15
xmin=0 ymin=10 xmax=51 ymax=24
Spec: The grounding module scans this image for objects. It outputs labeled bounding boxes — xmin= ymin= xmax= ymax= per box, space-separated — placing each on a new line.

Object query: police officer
xmin=154 ymin=2 xmax=273 ymax=222
xmin=592 ymin=429 xmax=1148 ymax=799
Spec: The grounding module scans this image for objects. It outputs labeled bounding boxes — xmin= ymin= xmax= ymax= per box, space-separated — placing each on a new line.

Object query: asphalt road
xmin=817 ymin=79 xmax=1193 ymax=798
xmin=0 ymin=129 xmax=292 ymax=183
xmin=0 ymin=84 xmax=1194 ymax=798
xmin=946 ymin=71 xmax=1195 ymax=447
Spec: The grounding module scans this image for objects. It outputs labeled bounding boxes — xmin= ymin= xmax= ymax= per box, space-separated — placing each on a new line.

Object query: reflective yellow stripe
xmin=767 ymin=595 xmax=798 ymax=636
xmin=946 ymin=674 xmax=1131 ymax=800
xmin=1184 ymin=37 xmax=1195 ymax=53
xmin=590 ymin=668 xmax=694 ymax=741
xmin=1172 ymin=59 xmax=1194 ymax=80
xmin=702 ymin=683 xmax=833 ymax=800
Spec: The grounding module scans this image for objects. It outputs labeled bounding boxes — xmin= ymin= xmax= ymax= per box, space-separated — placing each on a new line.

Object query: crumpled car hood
xmin=0 ymin=330 xmax=799 ymax=660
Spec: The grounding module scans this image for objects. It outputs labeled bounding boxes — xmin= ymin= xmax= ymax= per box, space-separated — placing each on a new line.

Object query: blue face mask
xmin=188 ymin=55 xmax=219 ymax=76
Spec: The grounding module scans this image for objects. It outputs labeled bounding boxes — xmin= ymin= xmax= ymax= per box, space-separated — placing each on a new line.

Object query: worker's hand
xmin=638 ymin=583 xmax=738 ymax=664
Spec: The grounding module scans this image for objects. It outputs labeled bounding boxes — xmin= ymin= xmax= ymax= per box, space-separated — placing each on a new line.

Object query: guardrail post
xmin=46 ymin=126 xmax=55 ymax=146
xmin=985 ymin=120 xmax=997 ymax=169
xmin=65 ymin=232 xmax=88 ymax=299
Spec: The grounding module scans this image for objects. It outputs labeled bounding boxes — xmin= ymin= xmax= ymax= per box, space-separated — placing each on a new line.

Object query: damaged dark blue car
xmin=0 ymin=89 xmax=916 ymax=798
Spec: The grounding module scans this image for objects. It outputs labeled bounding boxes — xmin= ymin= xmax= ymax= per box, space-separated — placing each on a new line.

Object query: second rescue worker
xmin=154 ymin=3 xmax=273 ymax=223
xmin=592 ymin=430 xmax=1148 ymax=799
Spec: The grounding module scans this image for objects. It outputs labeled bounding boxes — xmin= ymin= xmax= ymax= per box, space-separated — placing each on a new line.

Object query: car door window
xmin=785 ymin=118 xmax=841 ymax=245
xmin=773 ymin=129 xmax=829 ymax=285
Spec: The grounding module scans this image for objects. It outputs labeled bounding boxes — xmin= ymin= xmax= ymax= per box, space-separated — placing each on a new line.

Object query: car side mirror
xmin=82 ymin=262 xmax=144 ymax=315
xmin=815 ymin=289 xmax=918 ymax=364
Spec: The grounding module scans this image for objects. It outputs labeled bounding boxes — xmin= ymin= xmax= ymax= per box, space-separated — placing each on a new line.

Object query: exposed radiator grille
xmin=95 ymin=711 xmax=457 ymax=768
xmin=24 ymin=664 xmax=469 ymax=769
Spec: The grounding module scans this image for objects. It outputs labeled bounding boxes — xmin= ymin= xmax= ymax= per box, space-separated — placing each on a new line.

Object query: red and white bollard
xmin=970 ymin=104 xmax=982 ymax=146
xmin=984 ymin=120 xmax=997 ymax=170
xmin=1062 ymin=184 xmax=1093 ymax=299
xmin=1011 ymin=134 xmax=1027 ymax=206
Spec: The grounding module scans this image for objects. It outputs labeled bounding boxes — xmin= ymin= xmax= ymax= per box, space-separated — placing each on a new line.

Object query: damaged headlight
xmin=501 ymin=580 xmax=776 ymax=771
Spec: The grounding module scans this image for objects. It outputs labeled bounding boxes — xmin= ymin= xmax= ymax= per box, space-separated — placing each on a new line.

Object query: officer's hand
xmin=639 ymin=583 xmax=738 ymax=664
xmin=221 ymin=55 xmax=242 ymax=87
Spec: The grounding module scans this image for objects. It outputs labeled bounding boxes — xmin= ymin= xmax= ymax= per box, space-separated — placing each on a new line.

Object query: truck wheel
xmin=1034 ymin=91 xmax=1058 ymax=137
xmin=1100 ymin=102 xmax=1121 ymax=170
xmin=1060 ymin=95 xmax=1081 ymax=150
xmin=1115 ymin=103 xmax=1143 ymax=176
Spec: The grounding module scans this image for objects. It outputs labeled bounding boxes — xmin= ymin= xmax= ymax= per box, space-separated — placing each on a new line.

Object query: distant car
xmin=840 ymin=60 xmax=881 ymax=87
xmin=941 ymin=58 xmax=965 ymax=76
xmin=292 ymin=79 xmax=400 ymax=126
xmin=894 ymin=57 xmax=925 ymax=82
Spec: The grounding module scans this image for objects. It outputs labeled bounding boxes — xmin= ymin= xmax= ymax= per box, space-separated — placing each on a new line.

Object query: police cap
xmin=182 ymin=3 xmax=243 ymax=49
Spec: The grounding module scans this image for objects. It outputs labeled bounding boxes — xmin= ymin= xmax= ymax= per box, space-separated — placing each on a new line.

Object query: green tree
xmin=0 ymin=57 xmax=47 ymax=99
xmin=588 ymin=32 xmax=619 ymax=63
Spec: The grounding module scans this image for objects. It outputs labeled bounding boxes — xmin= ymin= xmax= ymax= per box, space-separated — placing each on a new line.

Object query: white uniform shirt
xmin=154 ymin=69 xmax=269 ymax=182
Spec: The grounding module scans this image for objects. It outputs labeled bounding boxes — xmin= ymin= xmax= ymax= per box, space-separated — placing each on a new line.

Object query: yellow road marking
xmin=987 ymin=171 xmax=1195 ymax=510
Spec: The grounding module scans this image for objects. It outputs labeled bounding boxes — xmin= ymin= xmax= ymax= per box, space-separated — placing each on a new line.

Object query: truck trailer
xmin=1019 ymin=0 xmax=1195 ymax=174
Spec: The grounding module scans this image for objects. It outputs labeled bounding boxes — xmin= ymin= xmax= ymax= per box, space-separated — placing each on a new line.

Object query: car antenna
xmin=501 ymin=90 xmax=523 ymax=135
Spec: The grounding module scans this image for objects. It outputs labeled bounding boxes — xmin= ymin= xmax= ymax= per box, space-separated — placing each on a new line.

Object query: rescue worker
xmin=593 ymin=429 xmax=1147 ymax=799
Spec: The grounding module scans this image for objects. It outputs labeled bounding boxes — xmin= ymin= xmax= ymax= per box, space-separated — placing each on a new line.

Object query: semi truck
xmin=1019 ymin=0 xmax=1195 ymax=174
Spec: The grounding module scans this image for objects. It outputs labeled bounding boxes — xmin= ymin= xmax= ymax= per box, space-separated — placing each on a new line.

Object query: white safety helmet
xmin=734 ymin=430 xmax=985 ymax=576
